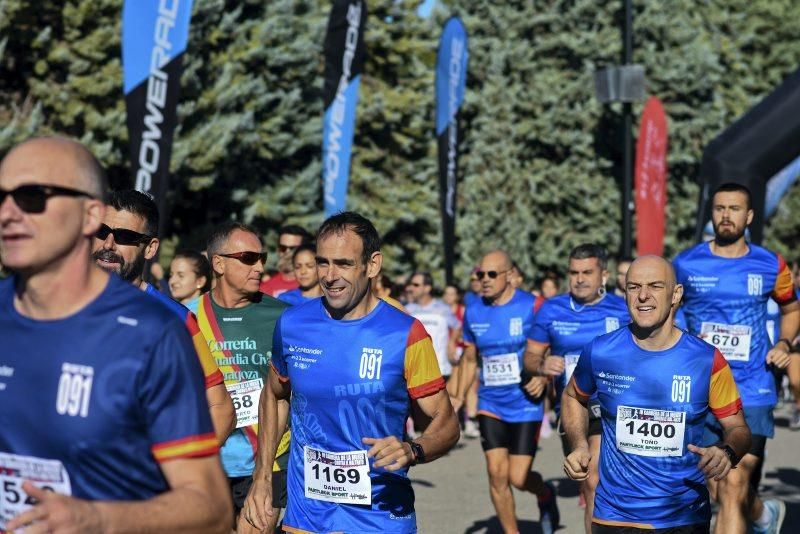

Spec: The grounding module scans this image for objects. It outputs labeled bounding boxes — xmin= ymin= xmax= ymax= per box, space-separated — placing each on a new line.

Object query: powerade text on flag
xmin=122 ymin=0 xmax=192 ymax=218
xmin=436 ymin=17 xmax=468 ymax=284
xmin=634 ymin=97 xmax=668 ymax=256
xmin=322 ymin=0 xmax=367 ymax=217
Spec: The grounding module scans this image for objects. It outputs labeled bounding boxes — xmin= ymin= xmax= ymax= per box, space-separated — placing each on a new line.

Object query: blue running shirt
xmin=462 ymin=290 xmax=543 ymax=423
xmin=0 ymin=276 xmax=217 ymax=529
xmin=527 ymin=293 xmax=629 ymax=412
xmin=278 ymin=289 xmax=318 ymax=306
xmin=674 ymin=242 xmax=796 ymax=407
xmin=271 ymin=299 xmax=445 ymax=533
xmin=572 ymin=328 xmax=742 ymax=529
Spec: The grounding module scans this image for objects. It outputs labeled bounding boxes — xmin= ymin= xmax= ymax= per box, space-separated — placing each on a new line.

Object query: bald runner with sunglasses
xmin=0 ymin=137 xmax=231 ymax=533
xmin=91 ymin=190 xmax=235 ymax=444
xmin=454 ymin=250 xmax=559 ymax=534
xmin=198 ymin=221 xmax=291 ymax=534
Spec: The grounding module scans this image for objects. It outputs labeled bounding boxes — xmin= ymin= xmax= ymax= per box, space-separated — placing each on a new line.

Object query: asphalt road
xmin=412 ymin=402 xmax=800 ymax=533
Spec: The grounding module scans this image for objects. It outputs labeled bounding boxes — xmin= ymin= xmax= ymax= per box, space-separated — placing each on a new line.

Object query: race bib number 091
xmin=303 ymin=446 xmax=371 ymax=505
xmin=615 ymin=405 xmax=686 ymax=457
xmin=0 ymin=453 xmax=72 ymax=530
xmin=700 ymin=322 xmax=751 ymax=362
xmin=482 ymin=353 xmax=521 ymax=387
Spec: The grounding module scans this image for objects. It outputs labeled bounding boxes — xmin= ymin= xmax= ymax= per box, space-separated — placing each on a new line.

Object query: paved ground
xmin=412 ymin=402 xmax=800 ymax=533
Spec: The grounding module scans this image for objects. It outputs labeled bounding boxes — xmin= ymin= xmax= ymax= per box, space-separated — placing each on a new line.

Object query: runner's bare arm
xmin=447 ymin=326 xmax=462 ymax=365
xmin=523 ymin=339 xmax=547 ymax=374
xmin=768 ymin=300 xmax=800 ymax=368
xmin=8 ymin=456 xmax=231 ymax=534
xmin=454 ymin=343 xmax=478 ymax=404
xmin=242 ymin=367 xmax=292 ymax=530
xmin=206 ymin=383 xmax=236 ymax=443
xmin=561 ymin=377 xmax=591 ymax=481
xmin=688 ymin=410 xmax=750 ymax=481
xmin=366 ymin=388 xmax=460 ymax=471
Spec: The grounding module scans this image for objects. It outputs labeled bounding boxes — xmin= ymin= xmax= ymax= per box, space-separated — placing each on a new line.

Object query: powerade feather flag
xmin=322 ymin=0 xmax=367 ymax=217
xmin=122 ymin=0 xmax=193 ymax=228
xmin=436 ymin=17 xmax=468 ymax=284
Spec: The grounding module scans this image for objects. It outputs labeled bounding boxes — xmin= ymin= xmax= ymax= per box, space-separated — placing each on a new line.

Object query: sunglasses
xmin=95 ymin=223 xmax=153 ymax=246
xmin=218 ymin=251 xmax=267 ymax=266
xmin=0 ymin=184 xmax=92 ymax=214
xmin=476 ymin=269 xmax=509 ymax=280
xmin=278 ymin=244 xmax=297 ymax=254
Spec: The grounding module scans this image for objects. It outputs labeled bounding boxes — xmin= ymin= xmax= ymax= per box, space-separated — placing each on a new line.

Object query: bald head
xmin=627 ymin=255 xmax=676 ymax=289
xmin=1 ymin=137 xmax=108 ymax=201
xmin=481 ymin=249 xmax=512 ymax=272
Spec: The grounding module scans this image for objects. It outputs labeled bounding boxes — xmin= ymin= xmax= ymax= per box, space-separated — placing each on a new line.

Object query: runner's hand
xmin=242 ymin=474 xmax=274 ymax=531
xmin=766 ymin=345 xmax=791 ymax=369
xmin=688 ymin=443 xmax=732 ymax=481
xmin=523 ymin=376 xmax=547 ymax=398
xmin=449 ymin=395 xmax=464 ymax=413
xmin=6 ymin=481 xmax=102 ymax=533
xmin=542 ymin=355 xmax=565 ymax=376
xmin=363 ymin=436 xmax=414 ymax=471
xmin=564 ymin=447 xmax=591 ymax=481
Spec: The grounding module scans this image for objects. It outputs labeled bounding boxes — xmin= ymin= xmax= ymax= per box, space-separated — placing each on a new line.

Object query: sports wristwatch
xmin=715 ymin=443 xmax=739 ymax=467
xmin=408 ymin=441 xmax=426 ymax=466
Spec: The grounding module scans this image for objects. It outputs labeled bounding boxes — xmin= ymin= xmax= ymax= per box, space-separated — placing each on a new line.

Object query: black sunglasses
xmin=0 ymin=184 xmax=93 ymax=214
xmin=95 ymin=223 xmax=153 ymax=246
xmin=476 ymin=269 xmax=509 ymax=280
xmin=218 ymin=251 xmax=267 ymax=266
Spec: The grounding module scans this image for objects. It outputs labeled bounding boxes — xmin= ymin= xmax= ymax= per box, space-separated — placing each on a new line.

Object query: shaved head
xmin=482 ymin=250 xmax=513 ymax=271
xmin=625 ymin=255 xmax=682 ymax=334
xmin=1 ymin=137 xmax=108 ymax=201
xmin=627 ymin=255 xmax=677 ymax=289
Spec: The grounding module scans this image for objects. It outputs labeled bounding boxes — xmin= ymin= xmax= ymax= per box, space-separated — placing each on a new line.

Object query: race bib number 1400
xmin=615 ymin=405 xmax=686 ymax=457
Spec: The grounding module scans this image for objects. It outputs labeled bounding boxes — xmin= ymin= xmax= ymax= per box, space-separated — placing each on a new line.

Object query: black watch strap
xmin=408 ymin=441 xmax=425 ymax=466
xmin=715 ymin=443 xmax=739 ymax=467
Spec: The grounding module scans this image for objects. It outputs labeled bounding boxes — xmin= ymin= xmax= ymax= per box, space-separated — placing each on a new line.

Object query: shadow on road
xmin=464 ymin=516 xmax=545 ymax=533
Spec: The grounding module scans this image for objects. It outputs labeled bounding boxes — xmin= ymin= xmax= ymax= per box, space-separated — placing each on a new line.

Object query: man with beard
xmin=259 ymin=224 xmax=313 ymax=298
xmin=92 ymin=190 xmax=235 ymax=443
xmin=242 ymin=212 xmax=459 ymax=533
xmin=1 ymin=138 xmax=230 ymax=533
xmin=197 ymin=221 xmax=290 ymax=534
xmin=674 ymin=183 xmax=799 ymax=534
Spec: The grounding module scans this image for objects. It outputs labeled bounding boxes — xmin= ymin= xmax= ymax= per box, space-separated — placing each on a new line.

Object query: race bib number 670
xmin=0 ymin=453 xmax=72 ymax=529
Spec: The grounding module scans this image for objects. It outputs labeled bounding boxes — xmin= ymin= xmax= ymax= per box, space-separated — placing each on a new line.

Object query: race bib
xmin=615 ymin=405 xmax=686 ymax=457
xmin=564 ymin=353 xmax=580 ymax=385
xmin=303 ymin=446 xmax=371 ymax=505
xmin=226 ymin=378 xmax=263 ymax=428
xmin=482 ymin=353 xmax=521 ymax=387
xmin=700 ymin=322 xmax=751 ymax=362
xmin=0 ymin=453 xmax=72 ymax=530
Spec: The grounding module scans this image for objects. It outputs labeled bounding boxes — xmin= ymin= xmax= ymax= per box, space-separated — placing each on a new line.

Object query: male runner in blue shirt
xmin=243 ymin=212 xmax=459 ymax=533
xmin=674 ymin=183 xmax=798 ymax=534
xmin=563 ymin=255 xmax=750 ymax=533
xmin=525 ymin=244 xmax=629 ymax=533
xmin=0 ymin=137 xmax=230 ymax=533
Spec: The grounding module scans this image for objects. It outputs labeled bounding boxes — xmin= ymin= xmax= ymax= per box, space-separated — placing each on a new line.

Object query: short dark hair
xmin=173 ymin=250 xmax=212 ymax=293
xmin=291 ymin=243 xmax=316 ymax=263
xmin=713 ymin=182 xmax=752 ymax=210
xmin=411 ymin=271 xmax=433 ymax=287
xmin=206 ymin=221 xmax=262 ymax=260
xmin=569 ymin=244 xmax=608 ymax=270
xmin=537 ymin=270 xmax=561 ymax=289
xmin=108 ymin=190 xmax=159 ymax=236
xmin=279 ymin=225 xmax=313 ymax=245
xmin=317 ymin=212 xmax=381 ymax=264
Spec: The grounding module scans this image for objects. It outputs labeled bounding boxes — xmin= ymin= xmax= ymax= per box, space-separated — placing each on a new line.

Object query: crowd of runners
xmin=1 ymin=136 xmax=798 ymax=534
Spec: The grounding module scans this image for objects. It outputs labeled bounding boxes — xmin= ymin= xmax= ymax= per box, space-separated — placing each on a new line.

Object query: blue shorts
xmin=702 ymin=405 xmax=773 ymax=456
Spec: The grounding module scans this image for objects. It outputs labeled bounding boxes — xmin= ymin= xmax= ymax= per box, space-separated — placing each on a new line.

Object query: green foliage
xmin=1 ymin=0 xmax=799 ymax=285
